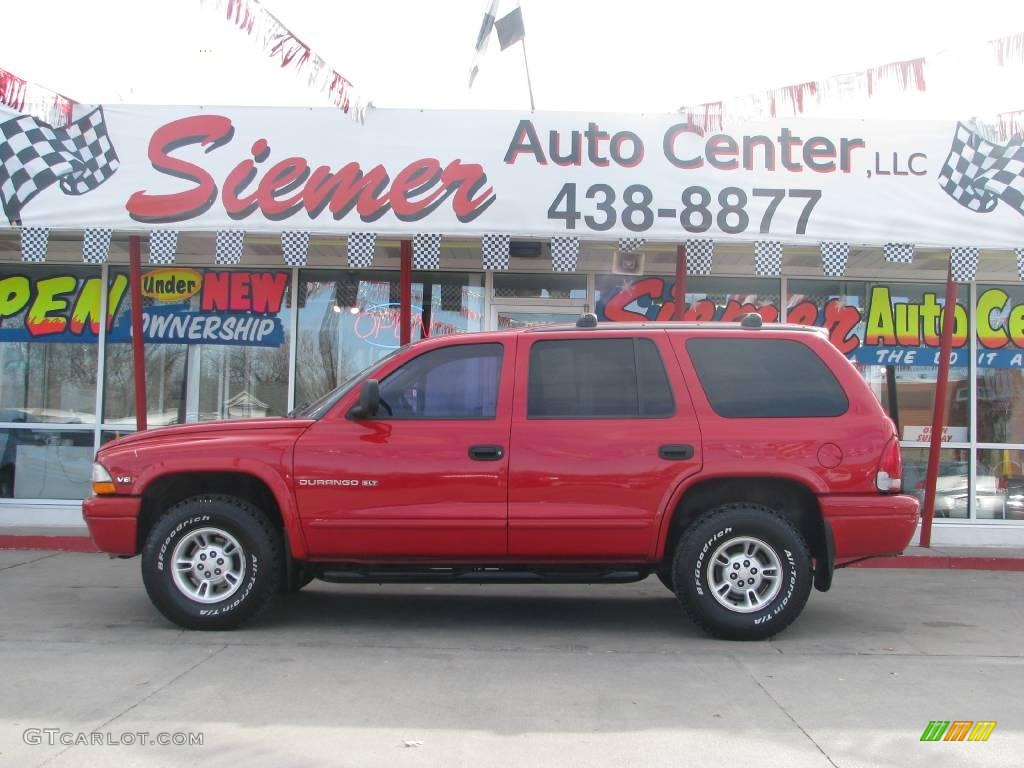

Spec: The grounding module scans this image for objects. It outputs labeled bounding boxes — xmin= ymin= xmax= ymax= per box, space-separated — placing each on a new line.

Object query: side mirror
xmin=350 ymin=379 xmax=380 ymax=419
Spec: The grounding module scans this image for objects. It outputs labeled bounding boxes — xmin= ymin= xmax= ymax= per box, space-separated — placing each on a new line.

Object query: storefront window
xmin=976 ymin=285 xmax=1024 ymax=444
xmin=494 ymin=273 xmax=586 ymax=299
xmin=978 ymin=449 xmax=1023 ymax=521
xmin=0 ymin=265 xmax=104 ymax=423
xmin=902 ymin=447 xmax=972 ymax=519
xmin=294 ymin=270 xmax=485 ymax=409
xmin=595 ymin=274 xmax=780 ymax=322
xmin=0 ymin=429 xmax=93 ymax=499
xmin=104 ymin=267 xmax=291 ymax=425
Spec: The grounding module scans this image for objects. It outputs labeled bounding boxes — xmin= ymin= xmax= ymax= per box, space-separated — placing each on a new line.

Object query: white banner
xmin=2 ymin=106 xmax=1023 ymax=248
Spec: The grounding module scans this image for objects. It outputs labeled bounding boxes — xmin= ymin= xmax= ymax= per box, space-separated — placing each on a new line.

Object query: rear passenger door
xmin=507 ymin=331 xmax=702 ymax=559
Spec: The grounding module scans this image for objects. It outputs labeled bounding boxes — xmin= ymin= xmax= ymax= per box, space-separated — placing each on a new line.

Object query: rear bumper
xmin=820 ymin=493 xmax=919 ymax=561
xmin=82 ymin=495 xmax=141 ymax=556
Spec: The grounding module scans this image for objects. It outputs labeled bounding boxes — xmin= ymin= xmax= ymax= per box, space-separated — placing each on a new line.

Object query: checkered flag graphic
xmin=950 ymin=246 xmax=979 ymax=283
xmin=884 ymin=242 xmax=914 ymax=264
xmin=481 ymin=234 xmax=511 ymax=270
xmin=148 ymin=230 xmax=178 ymax=265
xmin=686 ymin=239 xmax=714 ymax=275
xmin=281 ymin=231 xmax=310 ymax=267
xmin=348 ymin=232 xmax=376 ymax=268
xmin=1017 ymin=248 xmax=1024 ymax=281
xmin=618 ymin=237 xmax=646 ymax=252
xmin=20 ymin=227 xmax=48 ymax=263
xmin=938 ymin=123 xmax=1024 ymax=216
xmin=821 ymin=242 xmax=849 ymax=277
xmin=215 ymin=230 xmax=245 ymax=265
xmin=81 ymin=228 xmax=112 ymax=264
xmin=413 ymin=234 xmax=442 ymax=270
xmin=0 ymin=107 xmax=119 ymax=224
xmin=754 ymin=241 xmax=783 ymax=277
xmin=551 ymin=236 xmax=579 ymax=272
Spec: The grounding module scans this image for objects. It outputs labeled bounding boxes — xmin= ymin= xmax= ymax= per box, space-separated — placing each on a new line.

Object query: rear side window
xmin=528 ymin=338 xmax=675 ymax=418
xmin=686 ymin=338 xmax=848 ymax=418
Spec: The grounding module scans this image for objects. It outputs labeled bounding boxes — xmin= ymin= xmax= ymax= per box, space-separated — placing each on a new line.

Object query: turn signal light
xmin=91 ymin=463 xmax=117 ymax=495
xmin=876 ymin=437 xmax=903 ymax=493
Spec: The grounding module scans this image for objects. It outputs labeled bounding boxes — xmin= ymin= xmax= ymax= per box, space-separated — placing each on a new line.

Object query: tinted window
xmin=686 ymin=338 xmax=848 ymax=418
xmin=528 ymin=338 xmax=675 ymax=418
xmin=378 ymin=344 xmax=502 ymax=419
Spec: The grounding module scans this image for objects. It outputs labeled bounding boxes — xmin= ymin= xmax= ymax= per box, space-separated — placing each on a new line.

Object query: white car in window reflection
xmin=909 ymin=460 xmax=1009 ymax=519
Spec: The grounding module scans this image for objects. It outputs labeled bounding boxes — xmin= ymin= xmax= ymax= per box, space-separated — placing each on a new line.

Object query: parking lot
xmin=1 ymin=550 xmax=1021 ymax=768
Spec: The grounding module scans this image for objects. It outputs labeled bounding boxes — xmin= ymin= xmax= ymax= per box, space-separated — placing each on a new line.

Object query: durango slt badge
xmin=297 ymin=479 xmax=378 ymax=487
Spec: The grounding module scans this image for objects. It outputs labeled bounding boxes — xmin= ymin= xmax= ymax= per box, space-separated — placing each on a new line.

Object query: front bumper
xmin=820 ymin=493 xmax=919 ymax=561
xmin=82 ymin=495 xmax=142 ymax=556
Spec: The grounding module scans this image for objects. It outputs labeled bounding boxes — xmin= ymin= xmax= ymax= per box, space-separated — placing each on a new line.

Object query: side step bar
xmin=315 ymin=565 xmax=652 ymax=585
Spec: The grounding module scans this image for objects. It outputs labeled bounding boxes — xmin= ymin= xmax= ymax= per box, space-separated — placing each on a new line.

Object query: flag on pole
xmin=469 ymin=1 xmax=528 ymax=86
xmin=469 ymin=0 xmax=501 ymax=87
xmin=495 ymin=3 xmax=526 ymax=50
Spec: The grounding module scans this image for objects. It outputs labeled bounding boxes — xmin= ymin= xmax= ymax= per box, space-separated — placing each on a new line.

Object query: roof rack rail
xmin=740 ymin=313 xmax=763 ymax=329
xmin=576 ymin=312 xmax=599 ymax=328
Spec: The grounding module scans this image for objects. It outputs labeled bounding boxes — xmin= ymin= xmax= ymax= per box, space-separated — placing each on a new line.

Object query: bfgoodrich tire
xmin=141 ymin=494 xmax=281 ymax=630
xmin=673 ymin=503 xmax=811 ymax=641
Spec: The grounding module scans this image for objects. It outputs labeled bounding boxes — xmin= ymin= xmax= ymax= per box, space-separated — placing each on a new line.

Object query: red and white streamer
xmin=0 ymin=67 xmax=75 ymax=128
xmin=201 ymin=0 xmax=366 ymax=120
xmin=997 ymin=109 xmax=1024 ymax=141
xmin=993 ymin=32 xmax=1024 ymax=66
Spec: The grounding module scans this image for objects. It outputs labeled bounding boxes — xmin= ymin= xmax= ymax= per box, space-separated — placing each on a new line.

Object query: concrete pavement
xmin=0 ymin=550 xmax=1021 ymax=768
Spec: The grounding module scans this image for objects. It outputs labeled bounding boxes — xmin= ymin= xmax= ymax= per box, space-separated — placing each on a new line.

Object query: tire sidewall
xmin=142 ymin=497 xmax=277 ymax=629
xmin=676 ymin=505 xmax=810 ymax=639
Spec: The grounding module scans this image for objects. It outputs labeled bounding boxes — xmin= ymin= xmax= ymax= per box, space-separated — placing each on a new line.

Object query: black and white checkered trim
xmin=950 ymin=246 xmax=979 ymax=283
xmin=550 ymin=236 xmax=579 ymax=272
xmin=281 ymin=231 xmax=310 ymax=267
xmin=0 ymin=107 xmax=119 ymax=224
xmin=754 ymin=241 xmax=783 ymax=277
xmin=481 ymin=234 xmax=511 ymax=271
xmin=81 ymin=228 xmax=112 ymax=264
xmin=938 ymin=123 xmax=1024 ymax=215
xmin=820 ymin=241 xmax=849 ymax=277
xmin=1016 ymin=248 xmax=1024 ymax=281
xmin=618 ymin=236 xmax=646 ymax=252
xmin=20 ymin=227 xmax=48 ymax=263
xmin=348 ymin=232 xmax=376 ymax=268
xmin=148 ymin=230 xmax=178 ymax=265
xmin=215 ymin=230 xmax=245 ymax=265
xmin=686 ymin=239 xmax=713 ymax=275
xmin=413 ymin=234 xmax=442 ymax=270
xmin=883 ymin=242 xmax=914 ymax=264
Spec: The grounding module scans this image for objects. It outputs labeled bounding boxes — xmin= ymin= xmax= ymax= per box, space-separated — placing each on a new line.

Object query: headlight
xmin=91 ymin=462 xmax=117 ymax=495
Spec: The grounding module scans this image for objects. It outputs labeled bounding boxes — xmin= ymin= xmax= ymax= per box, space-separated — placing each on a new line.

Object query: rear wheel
xmin=141 ymin=494 xmax=281 ymax=630
xmin=673 ymin=503 xmax=811 ymax=640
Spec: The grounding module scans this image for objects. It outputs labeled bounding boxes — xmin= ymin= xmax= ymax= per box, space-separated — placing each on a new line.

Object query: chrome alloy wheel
xmin=170 ymin=527 xmax=246 ymax=604
xmin=706 ymin=536 xmax=783 ymax=614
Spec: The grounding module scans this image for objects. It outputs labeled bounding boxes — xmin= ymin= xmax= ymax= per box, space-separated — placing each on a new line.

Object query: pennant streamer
xmin=618 ymin=237 xmax=646 ymax=252
xmin=550 ymin=236 xmax=579 ymax=272
xmin=413 ymin=233 xmax=442 ymax=270
xmin=950 ymin=247 xmax=979 ymax=283
xmin=820 ymin=242 xmax=850 ymax=277
xmin=347 ymin=232 xmax=376 ymax=268
xmin=149 ymin=230 xmax=178 ymax=265
xmin=754 ymin=241 xmax=783 ymax=277
xmin=1016 ymin=248 xmax=1024 ymax=281
xmin=481 ymin=234 xmax=511 ymax=270
xmin=82 ymin=228 xmax=113 ymax=264
xmin=281 ymin=230 xmax=310 ymax=266
xmin=884 ymin=243 xmax=915 ymax=264
xmin=215 ymin=230 xmax=245 ymax=265
xmin=686 ymin=239 xmax=714 ymax=275
xmin=200 ymin=0 xmax=365 ymax=119
xmin=0 ymin=66 xmax=76 ymax=128
xmin=20 ymin=227 xmax=48 ymax=263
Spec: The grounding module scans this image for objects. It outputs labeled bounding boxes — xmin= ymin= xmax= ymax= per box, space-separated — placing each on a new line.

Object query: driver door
xmin=293 ymin=339 xmax=513 ymax=558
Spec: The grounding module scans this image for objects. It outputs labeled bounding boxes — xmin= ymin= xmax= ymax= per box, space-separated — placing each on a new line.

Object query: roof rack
xmin=576 ymin=312 xmax=599 ymax=328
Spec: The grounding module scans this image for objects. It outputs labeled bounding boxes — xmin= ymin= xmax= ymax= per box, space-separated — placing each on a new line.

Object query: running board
xmin=314 ymin=565 xmax=652 ymax=585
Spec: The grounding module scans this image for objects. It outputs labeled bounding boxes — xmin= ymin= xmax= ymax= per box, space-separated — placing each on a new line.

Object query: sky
xmin=2 ymin=0 xmax=1022 ymax=119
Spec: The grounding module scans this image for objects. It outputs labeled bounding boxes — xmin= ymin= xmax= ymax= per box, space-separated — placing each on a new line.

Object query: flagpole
xmin=520 ymin=38 xmax=536 ymax=112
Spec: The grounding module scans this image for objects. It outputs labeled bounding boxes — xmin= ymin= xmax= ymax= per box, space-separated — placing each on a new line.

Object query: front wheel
xmin=673 ymin=503 xmax=811 ymax=640
xmin=141 ymin=494 xmax=282 ymax=630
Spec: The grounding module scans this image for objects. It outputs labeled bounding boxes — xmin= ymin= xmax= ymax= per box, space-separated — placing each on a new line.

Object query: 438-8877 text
xmin=546 ymin=183 xmax=822 ymax=235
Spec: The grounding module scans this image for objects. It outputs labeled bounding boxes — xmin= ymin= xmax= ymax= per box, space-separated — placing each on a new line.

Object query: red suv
xmin=84 ymin=314 xmax=918 ymax=640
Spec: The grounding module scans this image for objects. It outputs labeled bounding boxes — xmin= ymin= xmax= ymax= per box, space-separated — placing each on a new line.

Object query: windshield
xmin=289 ymin=348 xmax=404 ymax=419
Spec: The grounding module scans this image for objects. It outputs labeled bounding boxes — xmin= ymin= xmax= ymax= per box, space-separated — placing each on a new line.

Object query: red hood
xmin=101 ymin=417 xmax=315 ymax=450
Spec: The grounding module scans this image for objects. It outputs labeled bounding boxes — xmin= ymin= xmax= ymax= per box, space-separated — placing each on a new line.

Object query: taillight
xmin=876 ymin=437 xmax=903 ymax=493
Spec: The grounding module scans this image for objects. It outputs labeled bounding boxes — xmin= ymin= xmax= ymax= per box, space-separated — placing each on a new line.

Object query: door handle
xmin=468 ymin=444 xmax=505 ymax=461
xmin=659 ymin=444 xmax=694 ymax=461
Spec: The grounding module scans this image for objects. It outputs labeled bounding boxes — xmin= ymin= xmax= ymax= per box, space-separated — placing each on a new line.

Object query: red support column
xmin=673 ymin=244 xmax=688 ymax=321
xmin=399 ymin=240 xmax=412 ymax=346
xmin=128 ymin=235 xmax=148 ymax=432
xmin=919 ymin=261 xmax=958 ymax=548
